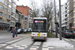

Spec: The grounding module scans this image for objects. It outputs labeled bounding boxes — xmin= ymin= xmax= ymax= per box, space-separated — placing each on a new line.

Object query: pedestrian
xmin=15 ymin=27 xmax=18 ymax=37
xmin=12 ymin=28 xmax=16 ymax=38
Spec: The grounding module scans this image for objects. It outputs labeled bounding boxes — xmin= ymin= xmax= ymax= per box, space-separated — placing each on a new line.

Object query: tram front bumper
xmin=31 ymin=36 xmax=47 ymax=40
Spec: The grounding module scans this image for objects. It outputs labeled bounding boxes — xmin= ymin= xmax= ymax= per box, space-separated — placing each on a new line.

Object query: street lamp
xmin=59 ymin=0 xmax=62 ymax=40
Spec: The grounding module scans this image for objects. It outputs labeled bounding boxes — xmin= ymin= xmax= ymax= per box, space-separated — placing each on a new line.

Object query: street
xmin=0 ymin=32 xmax=75 ymax=50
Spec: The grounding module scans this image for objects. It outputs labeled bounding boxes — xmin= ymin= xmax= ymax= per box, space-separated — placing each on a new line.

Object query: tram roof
xmin=33 ymin=17 xmax=47 ymax=19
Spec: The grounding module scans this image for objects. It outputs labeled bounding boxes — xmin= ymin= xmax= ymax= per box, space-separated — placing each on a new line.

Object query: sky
xmin=16 ymin=0 xmax=67 ymax=8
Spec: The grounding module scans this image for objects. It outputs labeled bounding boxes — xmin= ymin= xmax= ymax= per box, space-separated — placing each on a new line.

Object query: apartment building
xmin=0 ymin=0 xmax=17 ymax=31
xmin=68 ymin=0 xmax=74 ymax=30
xmin=16 ymin=6 xmax=29 ymax=29
xmin=61 ymin=3 xmax=69 ymax=30
xmin=63 ymin=0 xmax=74 ymax=30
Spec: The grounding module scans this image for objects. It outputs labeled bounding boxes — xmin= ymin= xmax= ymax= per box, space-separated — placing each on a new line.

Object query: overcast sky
xmin=16 ymin=0 xmax=67 ymax=7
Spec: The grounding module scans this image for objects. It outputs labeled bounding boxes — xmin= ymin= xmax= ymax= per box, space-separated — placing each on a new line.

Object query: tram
xmin=31 ymin=17 xmax=47 ymax=40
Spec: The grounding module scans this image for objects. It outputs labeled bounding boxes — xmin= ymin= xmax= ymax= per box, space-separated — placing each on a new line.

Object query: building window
xmin=74 ymin=7 xmax=75 ymax=10
xmin=74 ymin=3 xmax=75 ymax=5
xmin=5 ymin=8 xmax=8 ymax=12
xmin=7 ymin=20 xmax=10 ymax=24
xmin=5 ymin=2 xmax=7 ymax=6
xmin=12 ymin=3 xmax=16 ymax=8
xmin=0 ymin=0 xmax=4 ymax=3
xmin=0 ymin=19 xmax=3 ymax=22
xmin=7 ymin=15 xmax=10 ymax=18
xmin=11 ymin=17 xmax=13 ymax=21
xmin=0 ymin=12 xmax=2 ymax=16
xmin=67 ymin=10 xmax=69 ymax=13
xmin=9 ymin=0 xmax=11 ymax=2
xmin=25 ymin=21 xmax=27 ymax=24
xmin=65 ymin=7 xmax=67 ymax=9
xmin=12 ymin=13 xmax=15 ymax=17
xmin=65 ymin=11 xmax=67 ymax=13
xmin=16 ymin=14 xmax=18 ymax=19
xmin=65 ymin=18 xmax=68 ymax=21
xmin=0 ymin=12 xmax=4 ymax=16
xmin=65 ymin=3 xmax=67 ymax=5
xmin=65 ymin=14 xmax=67 ymax=17
xmin=8 ymin=10 xmax=11 ymax=13
xmin=21 ymin=15 xmax=24 ymax=19
xmin=0 ymin=5 xmax=3 ymax=9
xmin=25 ymin=16 xmax=28 ymax=20
xmin=12 ymin=8 xmax=16 ymax=12
xmin=11 ymin=22 xmax=15 ymax=26
xmin=25 ymin=17 xmax=27 ymax=20
xmin=74 ymin=13 xmax=75 ymax=16
xmin=4 ymin=14 xmax=7 ymax=17
xmin=8 ymin=4 xmax=11 ymax=8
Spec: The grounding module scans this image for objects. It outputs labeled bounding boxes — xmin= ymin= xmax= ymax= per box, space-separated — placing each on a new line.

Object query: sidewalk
xmin=43 ymin=38 xmax=74 ymax=48
xmin=0 ymin=30 xmax=11 ymax=33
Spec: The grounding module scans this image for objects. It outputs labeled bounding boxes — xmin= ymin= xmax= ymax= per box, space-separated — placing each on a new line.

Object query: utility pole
xmin=54 ymin=0 xmax=58 ymax=38
xmin=59 ymin=0 xmax=62 ymax=40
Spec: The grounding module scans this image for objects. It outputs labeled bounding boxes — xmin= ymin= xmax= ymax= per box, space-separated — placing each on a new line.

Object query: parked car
xmin=23 ymin=29 xmax=27 ymax=33
xmin=17 ymin=29 xmax=23 ymax=34
xmin=72 ymin=31 xmax=75 ymax=38
xmin=28 ymin=28 xmax=32 ymax=32
xmin=62 ymin=30 xmax=72 ymax=38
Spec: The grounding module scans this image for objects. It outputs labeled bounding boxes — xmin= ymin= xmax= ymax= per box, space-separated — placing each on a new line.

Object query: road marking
xmin=30 ymin=48 xmax=37 ymax=50
xmin=64 ymin=38 xmax=70 ymax=41
xmin=21 ymin=45 xmax=27 ymax=48
xmin=70 ymin=39 xmax=75 ymax=41
xmin=43 ymin=45 xmax=48 ymax=47
xmin=64 ymin=47 xmax=74 ymax=49
xmin=0 ymin=44 xmax=7 ymax=48
xmin=18 ymin=47 xmax=25 ymax=49
xmin=5 ymin=46 xmax=13 ymax=49
xmin=6 ymin=37 xmax=25 ymax=44
xmin=33 ymin=42 xmax=41 ymax=45
xmin=1 ymin=44 xmax=7 ymax=46
xmin=48 ymin=47 xmax=54 ymax=49
xmin=14 ymin=45 xmax=20 ymax=48
xmin=42 ymin=48 xmax=48 ymax=50
xmin=30 ymin=42 xmax=41 ymax=50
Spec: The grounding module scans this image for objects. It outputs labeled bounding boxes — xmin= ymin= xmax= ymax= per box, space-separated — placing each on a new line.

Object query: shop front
xmin=0 ymin=23 xmax=10 ymax=31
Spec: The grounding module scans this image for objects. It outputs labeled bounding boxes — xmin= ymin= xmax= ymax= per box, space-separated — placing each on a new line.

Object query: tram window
xmin=33 ymin=19 xmax=47 ymax=32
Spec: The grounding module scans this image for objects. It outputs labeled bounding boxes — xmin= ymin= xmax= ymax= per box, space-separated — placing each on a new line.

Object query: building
xmin=28 ymin=16 xmax=33 ymax=29
xmin=15 ymin=9 xmax=21 ymax=28
xmin=68 ymin=0 xmax=74 ymax=30
xmin=62 ymin=0 xmax=74 ymax=30
xmin=16 ymin=6 xmax=29 ymax=29
xmin=61 ymin=3 xmax=69 ymax=30
xmin=0 ymin=0 xmax=17 ymax=31
xmin=28 ymin=8 xmax=33 ymax=29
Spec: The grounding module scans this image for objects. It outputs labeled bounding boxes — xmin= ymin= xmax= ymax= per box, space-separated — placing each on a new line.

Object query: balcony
xmin=12 ymin=0 xmax=16 ymax=4
xmin=73 ymin=10 xmax=75 ymax=12
xmin=0 ymin=16 xmax=3 ymax=18
xmin=74 ymin=4 xmax=75 ymax=7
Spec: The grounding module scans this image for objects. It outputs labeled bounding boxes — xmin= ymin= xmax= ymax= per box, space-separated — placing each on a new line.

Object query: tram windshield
xmin=33 ymin=19 xmax=47 ymax=32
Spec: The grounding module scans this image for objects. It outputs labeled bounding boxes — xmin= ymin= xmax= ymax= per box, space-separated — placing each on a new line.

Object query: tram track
xmin=27 ymin=40 xmax=44 ymax=50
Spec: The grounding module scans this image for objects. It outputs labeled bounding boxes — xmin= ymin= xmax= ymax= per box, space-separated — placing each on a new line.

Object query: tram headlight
xmin=33 ymin=34 xmax=35 ymax=35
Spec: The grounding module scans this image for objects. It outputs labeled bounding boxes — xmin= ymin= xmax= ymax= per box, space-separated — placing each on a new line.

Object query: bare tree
xmin=29 ymin=0 xmax=39 ymax=17
xmin=41 ymin=0 xmax=53 ymax=29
